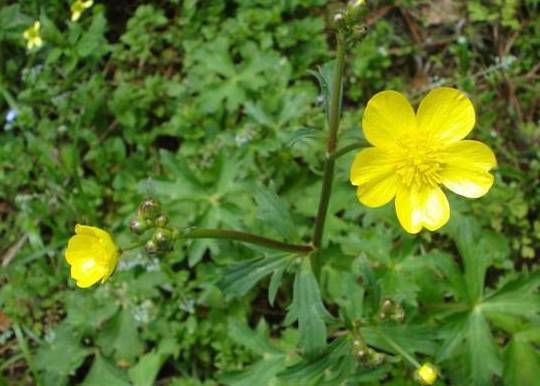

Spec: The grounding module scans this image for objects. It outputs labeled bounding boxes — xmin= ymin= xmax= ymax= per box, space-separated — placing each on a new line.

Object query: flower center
xmin=394 ymin=139 xmax=442 ymax=188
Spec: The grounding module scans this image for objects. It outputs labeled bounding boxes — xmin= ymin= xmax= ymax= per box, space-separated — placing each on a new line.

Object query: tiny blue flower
xmin=6 ymin=109 xmax=18 ymax=123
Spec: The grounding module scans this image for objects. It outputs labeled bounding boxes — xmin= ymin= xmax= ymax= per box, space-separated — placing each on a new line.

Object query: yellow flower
xmin=65 ymin=224 xmax=119 ymax=288
xmin=350 ymin=87 xmax=496 ymax=234
xmin=71 ymin=0 xmax=94 ymax=22
xmin=415 ymin=363 xmax=438 ymax=385
xmin=23 ymin=21 xmax=43 ymax=50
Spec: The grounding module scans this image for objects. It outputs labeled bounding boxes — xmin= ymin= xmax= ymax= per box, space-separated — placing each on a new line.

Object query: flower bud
xmin=144 ymin=240 xmax=158 ymax=255
xmin=129 ymin=218 xmax=147 ymax=235
xmin=137 ymin=198 xmax=161 ymax=221
xmin=155 ymin=214 xmax=168 ymax=227
xmin=153 ymin=228 xmax=172 ymax=248
xmin=415 ymin=363 xmax=438 ymax=385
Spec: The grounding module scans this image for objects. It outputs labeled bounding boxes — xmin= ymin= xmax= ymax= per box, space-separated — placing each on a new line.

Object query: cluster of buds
xmin=378 ymin=299 xmax=405 ymax=322
xmin=129 ymin=198 xmax=177 ymax=254
xmin=352 ymin=339 xmax=385 ymax=368
xmin=331 ymin=0 xmax=368 ymax=38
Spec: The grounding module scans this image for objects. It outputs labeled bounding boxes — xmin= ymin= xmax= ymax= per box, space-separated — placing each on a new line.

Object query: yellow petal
xmin=71 ymin=258 xmax=108 ymax=288
xmin=416 ymin=87 xmax=475 ymax=145
xmin=395 ymin=185 xmax=450 ymax=233
xmin=350 ymin=147 xmax=398 ymax=207
xmin=71 ymin=11 xmax=82 ymax=22
xmin=440 ymin=140 xmax=496 ymax=198
xmin=65 ymin=235 xmax=104 ymax=264
xmin=362 ymin=90 xmax=417 ymax=150
xmin=34 ymin=37 xmax=43 ymax=48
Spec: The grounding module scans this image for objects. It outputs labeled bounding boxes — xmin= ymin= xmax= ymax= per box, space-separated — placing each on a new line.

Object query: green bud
xmin=137 ymin=198 xmax=161 ymax=221
xmin=144 ymin=240 xmax=158 ymax=255
xmin=153 ymin=228 xmax=172 ymax=247
xmin=129 ymin=218 xmax=147 ymax=235
xmin=155 ymin=214 xmax=168 ymax=227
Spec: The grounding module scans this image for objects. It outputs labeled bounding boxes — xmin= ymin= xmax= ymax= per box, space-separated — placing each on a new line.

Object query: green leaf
xmin=503 ymin=338 xmax=540 ymax=386
xmin=220 ymin=356 xmax=286 ymax=386
xmin=268 ymin=264 xmax=287 ymax=306
xmin=254 ymin=182 xmax=298 ymax=241
xmin=217 ymin=253 xmax=292 ymax=299
xmin=96 ymin=309 xmax=144 ymax=365
xmin=481 ymin=271 xmax=540 ymax=320
xmin=467 ymin=310 xmax=502 ymax=386
xmin=286 ymin=258 xmax=332 ymax=358
xmin=228 ymin=318 xmax=282 ymax=357
xmin=128 ymin=351 xmax=161 ymax=386
xmin=35 ymin=324 xmax=92 ymax=376
xmin=81 ymin=355 xmax=130 ymax=386
xmin=77 ymin=12 xmax=109 ymax=58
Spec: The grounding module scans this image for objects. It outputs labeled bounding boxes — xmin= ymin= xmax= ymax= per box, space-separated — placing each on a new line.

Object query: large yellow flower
xmin=350 ymin=87 xmax=496 ymax=234
xmin=65 ymin=224 xmax=119 ymax=288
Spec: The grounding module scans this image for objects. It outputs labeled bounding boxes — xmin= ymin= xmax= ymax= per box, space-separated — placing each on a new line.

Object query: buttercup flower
xmin=65 ymin=224 xmax=119 ymax=288
xmin=71 ymin=0 xmax=94 ymax=22
xmin=23 ymin=21 xmax=43 ymax=50
xmin=415 ymin=363 xmax=438 ymax=385
xmin=350 ymin=87 xmax=496 ymax=233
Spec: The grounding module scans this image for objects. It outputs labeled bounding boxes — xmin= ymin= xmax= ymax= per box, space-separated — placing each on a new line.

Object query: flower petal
xmin=71 ymin=258 xmax=108 ymax=288
xmin=362 ymin=90 xmax=417 ymax=150
xmin=440 ymin=140 xmax=496 ymax=198
xmin=65 ymin=235 xmax=104 ymax=265
xmin=416 ymin=87 xmax=475 ymax=145
xmin=350 ymin=148 xmax=398 ymax=207
xmin=395 ymin=185 xmax=450 ymax=233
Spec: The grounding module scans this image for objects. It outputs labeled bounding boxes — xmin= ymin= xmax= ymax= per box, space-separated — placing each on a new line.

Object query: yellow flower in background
xmin=350 ymin=87 xmax=496 ymax=234
xmin=71 ymin=0 xmax=94 ymax=22
xmin=65 ymin=224 xmax=119 ymax=288
xmin=415 ymin=363 xmax=438 ymax=385
xmin=23 ymin=21 xmax=43 ymax=50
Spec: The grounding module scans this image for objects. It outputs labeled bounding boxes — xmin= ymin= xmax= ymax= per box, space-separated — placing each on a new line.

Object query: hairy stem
xmin=184 ymin=228 xmax=313 ymax=255
xmin=312 ymin=32 xmax=346 ymax=249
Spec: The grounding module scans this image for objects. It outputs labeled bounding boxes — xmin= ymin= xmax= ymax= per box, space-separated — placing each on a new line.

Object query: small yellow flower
xmin=65 ymin=224 xmax=119 ymax=288
xmin=415 ymin=363 xmax=438 ymax=385
xmin=23 ymin=21 xmax=43 ymax=50
xmin=71 ymin=0 xmax=94 ymax=22
xmin=350 ymin=87 xmax=496 ymax=234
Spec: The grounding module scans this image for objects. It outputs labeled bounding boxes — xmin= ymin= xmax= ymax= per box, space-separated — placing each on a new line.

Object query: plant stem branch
xmin=312 ymin=32 xmax=346 ymax=249
xmin=183 ymin=228 xmax=313 ymax=255
xmin=329 ymin=141 xmax=365 ymax=161
xmin=375 ymin=327 xmax=421 ymax=368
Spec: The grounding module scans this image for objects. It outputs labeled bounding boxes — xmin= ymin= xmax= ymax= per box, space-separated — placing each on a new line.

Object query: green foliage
xmin=1 ymin=1 xmax=539 ymax=386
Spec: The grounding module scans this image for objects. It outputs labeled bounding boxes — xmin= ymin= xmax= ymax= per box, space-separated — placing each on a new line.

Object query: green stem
xmin=119 ymin=242 xmax=145 ymax=253
xmin=13 ymin=323 xmax=42 ymax=386
xmin=374 ymin=327 xmax=421 ymax=368
xmin=329 ymin=141 xmax=365 ymax=161
xmin=312 ymin=32 xmax=346 ymax=249
xmin=183 ymin=228 xmax=312 ymax=255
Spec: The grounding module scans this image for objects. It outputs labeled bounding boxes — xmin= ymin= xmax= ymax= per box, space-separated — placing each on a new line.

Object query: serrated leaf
xmin=467 ymin=310 xmax=502 ymax=386
xmin=220 ymin=356 xmax=286 ymax=386
xmin=286 ymin=258 xmax=332 ymax=358
xmin=268 ymin=264 xmax=287 ymax=306
xmin=128 ymin=351 xmax=162 ymax=386
xmin=255 ymin=183 xmax=298 ymax=241
xmin=217 ymin=253 xmax=292 ymax=299
xmin=503 ymin=338 xmax=540 ymax=386
xmin=35 ymin=324 xmax=91 ymax=376
xmin=481 ymin=271 xmax=540 ymax=320
xmin=228 ymin=318 xmax=282 ymax=356
xmin=80 ymin=355 xmax=130 ymax=386
xmin=278 ymin=338 xmax=350 ymax=384
xmin=97 ymin=309 xmax=144 ymax=365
